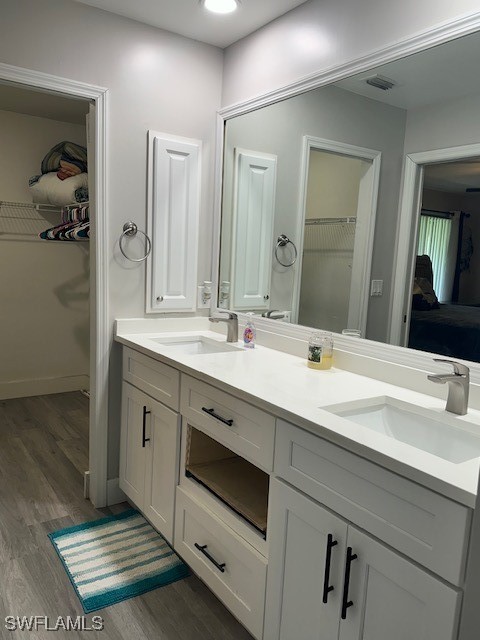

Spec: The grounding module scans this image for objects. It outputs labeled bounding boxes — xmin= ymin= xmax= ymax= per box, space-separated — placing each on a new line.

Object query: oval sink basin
xmin=323 ymin=396 xmax=480 ymax=463
xmin=149 ymin=335 xmax=242 ymax=355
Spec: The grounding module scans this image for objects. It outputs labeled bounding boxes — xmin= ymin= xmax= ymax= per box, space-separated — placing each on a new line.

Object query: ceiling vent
xmin=366 ymin=75 xmax=396 ymax=91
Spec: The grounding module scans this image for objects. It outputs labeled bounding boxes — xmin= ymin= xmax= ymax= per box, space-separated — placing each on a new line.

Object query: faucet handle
xmin=433 ymin=358 xmax=469 ymax=377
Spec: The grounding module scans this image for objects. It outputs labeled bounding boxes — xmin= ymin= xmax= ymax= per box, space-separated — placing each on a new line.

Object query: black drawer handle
xmin=341 ymin=546 xmax=358 ymax=620
xmin=194 ymin=543 xmax=226 ymax=573
xmin=322 ymin=533 xmax=338 ymax=604
xmin=201 ymin=407 xmax=234 ymax=427
xmin=142 ymin=406 xmax=151 ymax=447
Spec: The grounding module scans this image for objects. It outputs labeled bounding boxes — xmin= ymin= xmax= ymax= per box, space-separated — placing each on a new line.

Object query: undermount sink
xmin=323 ymin=396 xmax=480 ymax=463
xmin=150 ymin=335 xmax=242 ymax=355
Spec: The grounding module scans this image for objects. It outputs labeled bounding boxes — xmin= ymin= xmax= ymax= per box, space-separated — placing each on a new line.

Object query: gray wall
xmin=222 ymin=85 xmax=407 ymax=341
xmin=0 ymin=0 xmax=223 ymax=478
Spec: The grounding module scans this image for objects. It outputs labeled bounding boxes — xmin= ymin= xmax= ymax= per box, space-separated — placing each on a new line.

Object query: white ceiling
xmin=424 ymin=161 xmax=480 ymax=194
xmin=0 ymin=84 xmax=89 ymax=124
xmin=72 ymin=0 xmax=309 ymax=48
xmin=335 ymin=31 xmax=480 ymax=111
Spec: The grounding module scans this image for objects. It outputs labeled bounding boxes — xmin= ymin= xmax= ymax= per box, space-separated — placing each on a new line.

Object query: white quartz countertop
xmin=115 ymin=319 xmax=480 ymax=508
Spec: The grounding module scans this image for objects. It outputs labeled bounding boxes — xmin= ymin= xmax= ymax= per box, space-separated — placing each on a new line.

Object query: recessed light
xmin=203 ymin=0 xmax=238 ymax=14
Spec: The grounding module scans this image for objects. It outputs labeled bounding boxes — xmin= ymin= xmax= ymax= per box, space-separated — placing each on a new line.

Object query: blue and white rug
xmin=49 ymin=509 xmax=188 ymax=613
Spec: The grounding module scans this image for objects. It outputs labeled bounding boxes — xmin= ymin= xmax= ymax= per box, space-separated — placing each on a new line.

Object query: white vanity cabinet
xmin=263 ymin=419 xmax=469 ymax=640
xmin=119 ymin=348 xmax=181 ymax=545
xmin=117 ymin=340 xmax=473 ymax=640
xmin=264 ymin=478 xmax=461 ymax=640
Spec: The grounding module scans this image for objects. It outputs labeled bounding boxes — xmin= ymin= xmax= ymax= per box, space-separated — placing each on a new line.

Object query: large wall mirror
xmin=218 ymin=31 xmax=480 ymax=364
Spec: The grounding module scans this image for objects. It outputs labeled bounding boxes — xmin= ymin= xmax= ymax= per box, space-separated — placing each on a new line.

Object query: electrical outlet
xmin=197 ymin=285 xmax=210 ymax=309
xmin=370 ymin=279 xmax=383 ymax=297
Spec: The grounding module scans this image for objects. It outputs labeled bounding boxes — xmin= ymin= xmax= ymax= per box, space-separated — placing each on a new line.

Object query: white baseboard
xmin=107 ymin=478 xmax=127 ymax=506
xmin=0 ymin=375 xmax=90 ymax=400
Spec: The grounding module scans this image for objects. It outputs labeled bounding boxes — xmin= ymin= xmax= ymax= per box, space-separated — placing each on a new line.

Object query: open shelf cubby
xmin=185 ymin=426 xmax=269 ymax=536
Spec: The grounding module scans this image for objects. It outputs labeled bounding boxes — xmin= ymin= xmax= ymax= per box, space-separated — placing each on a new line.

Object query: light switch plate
xmin=370 ymin=279 xmax=383 ymax=296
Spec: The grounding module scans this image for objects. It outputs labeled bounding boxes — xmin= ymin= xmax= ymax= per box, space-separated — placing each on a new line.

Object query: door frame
xmin=389 ymin=142 xmax=480 ymax=347
xmin=292 ymin=135 xmax=381 ymax=334
xmin=0 ymin=62 xmax=109 ymax=508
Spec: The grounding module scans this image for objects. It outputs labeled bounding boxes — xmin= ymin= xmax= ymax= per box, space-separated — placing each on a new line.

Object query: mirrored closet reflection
xmin=0 ymin=83 xmax=92 ymax=484
xmin=219 ymin=31 xmax=480 ymax=363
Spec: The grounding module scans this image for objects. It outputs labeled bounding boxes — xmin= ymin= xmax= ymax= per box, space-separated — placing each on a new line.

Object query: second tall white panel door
xmin=231 ymin=148 xmax=277 ymax=310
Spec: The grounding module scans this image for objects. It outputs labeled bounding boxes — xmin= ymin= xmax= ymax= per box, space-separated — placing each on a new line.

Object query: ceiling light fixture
xmin=203 ymin=0 xmax=238 ymax=14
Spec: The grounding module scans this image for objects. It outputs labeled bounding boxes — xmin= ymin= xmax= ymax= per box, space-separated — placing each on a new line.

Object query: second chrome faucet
xmin=427 ymin=358 xmax=470 ymax=415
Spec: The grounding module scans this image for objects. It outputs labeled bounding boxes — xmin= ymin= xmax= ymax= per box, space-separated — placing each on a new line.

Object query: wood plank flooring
xmin=0 ymin=392 xmax=253 ymax=640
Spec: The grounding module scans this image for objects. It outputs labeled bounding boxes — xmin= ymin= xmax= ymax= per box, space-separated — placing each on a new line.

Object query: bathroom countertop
xmin=115 ymin=318 xmax=480 ymax=508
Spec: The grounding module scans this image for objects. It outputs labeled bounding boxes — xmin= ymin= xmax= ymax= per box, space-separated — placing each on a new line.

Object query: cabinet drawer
xmin=275 ymin=420 xmax=471 ymax=586
xmin=123 ymin=347 xmax=180 ymax=410
xmin=174 ymin=487 xmax=267 ymax=640
xmin=180 ymin=375 xmax=275 ymax=471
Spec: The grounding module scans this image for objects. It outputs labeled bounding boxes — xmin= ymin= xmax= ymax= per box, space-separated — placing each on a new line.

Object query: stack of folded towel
xmin=39 ymin=203 xmax=90 ymax=242
xmin=29 ymin=141 xmax=89 ymax=206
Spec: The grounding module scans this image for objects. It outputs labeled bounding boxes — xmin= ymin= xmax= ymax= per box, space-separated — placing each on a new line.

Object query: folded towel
xmin=30 ymin=172 xmax=88 ymax=206
xmin=41 ymin=141 xmax=88 ymax=177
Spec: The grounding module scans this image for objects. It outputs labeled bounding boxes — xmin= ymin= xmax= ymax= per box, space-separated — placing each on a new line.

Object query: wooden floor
xmin=0 ymin=392 xmax=253 ymax=640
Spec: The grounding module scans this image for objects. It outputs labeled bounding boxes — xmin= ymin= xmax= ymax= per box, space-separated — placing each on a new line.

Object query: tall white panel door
xmin=143 ymin=397 xmax=180 ymax=545
xmin=338 ymin=526 xmax=461 ymax=640
xmin=232 ymin=148 xmax=277 ymax=310
xmin=264 ymin=478 xmax=347 ymax=640
xmin=147 ymin=131 xmax=201 ymax=312
xmin=119 ymin=382 xmax=147 ymax=509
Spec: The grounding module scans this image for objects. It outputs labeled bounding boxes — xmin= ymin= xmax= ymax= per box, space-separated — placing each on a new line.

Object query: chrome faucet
xmin=209 ymin=312 xmax=238 ymax=343
xmin=427 ymin=359 xmax=470 ymax=415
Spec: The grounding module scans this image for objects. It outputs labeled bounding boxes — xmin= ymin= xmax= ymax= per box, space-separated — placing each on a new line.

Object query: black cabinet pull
xmin=322 ymin=533 xmax=338 ymax=604
xmin=194 ymin=543 xmax=226 ymax=573
xmin=201 ymin=407 xmax=234 ymax=427
xmin=341 ymin=546 xmax=358 ymax=620
xmin=142 ymin=406 xmax=151 ymax=447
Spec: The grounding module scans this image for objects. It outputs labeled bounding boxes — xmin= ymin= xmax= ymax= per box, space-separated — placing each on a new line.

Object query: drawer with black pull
xmin=174 ymin=486 xmax=267 ymax=640
xmin=180 ymin=375 xmax=275 ymax=471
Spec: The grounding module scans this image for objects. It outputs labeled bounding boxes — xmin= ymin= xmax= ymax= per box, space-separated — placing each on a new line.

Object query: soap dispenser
xmin=243 ymin=313 xmax=256 ymax=349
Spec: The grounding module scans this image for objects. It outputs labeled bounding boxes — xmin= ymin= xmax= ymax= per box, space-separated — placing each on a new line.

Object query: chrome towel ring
xmin=275 ymin=234 xmax=297 ymax=267
xmin=119 ymin=221 xmax=152 ymax=262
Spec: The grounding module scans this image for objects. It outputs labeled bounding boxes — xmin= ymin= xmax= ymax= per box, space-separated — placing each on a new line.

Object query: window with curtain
xmin=417 ymin=213 xmax=458 ymax=302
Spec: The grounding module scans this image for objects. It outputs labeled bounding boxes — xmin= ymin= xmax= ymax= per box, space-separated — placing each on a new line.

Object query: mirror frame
xmin=211 ymin=12 xmax=480 ymax=384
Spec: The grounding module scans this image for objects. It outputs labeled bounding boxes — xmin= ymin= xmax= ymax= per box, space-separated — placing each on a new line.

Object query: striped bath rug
xmin=49 ymin=509 xmax=189 ymax=613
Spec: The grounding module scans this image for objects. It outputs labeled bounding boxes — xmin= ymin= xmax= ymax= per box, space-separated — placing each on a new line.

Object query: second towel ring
xmin=275 ymin=234 xmax=297 ymax=267
xmin=119 ymin=221 xmax=152 ymax=262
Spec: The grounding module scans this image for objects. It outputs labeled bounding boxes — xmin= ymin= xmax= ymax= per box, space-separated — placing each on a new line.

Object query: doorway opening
xmin=0 ymin=63 xmax=108 ymax=507
xmin=390 ymin=143 xmax=480 ymax=365
xmin=294 ymin=136 xmax=381 ymax=337
xmin=401 ymin=158 xmax=480 ymax=361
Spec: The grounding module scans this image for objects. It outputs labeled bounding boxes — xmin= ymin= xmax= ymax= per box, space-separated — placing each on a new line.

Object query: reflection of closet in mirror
xmin=295 ymin=139 xmax=381 ymax=336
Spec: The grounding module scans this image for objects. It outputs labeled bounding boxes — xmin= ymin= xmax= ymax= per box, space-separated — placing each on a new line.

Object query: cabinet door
xmin=231 ymin=148 xmax=277 ymax=310
xmin=143 ymin=397 xmax=180 ymax=545
xmin=146 ymin=131 xmax=201 ymax=312
xmin=264 ymin=478 xmax=347 ymax=640
xmin=119 ymin=382 xmax=148 ymax=509
xmin=339 ymin=526 xmax=461 ymax=640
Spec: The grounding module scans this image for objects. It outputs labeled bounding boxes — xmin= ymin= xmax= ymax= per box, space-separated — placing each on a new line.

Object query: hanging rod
xmin=305 ymin=216 xmax=357 ymax=225
xmin=421 ymin=208 xmax=454 ymax=219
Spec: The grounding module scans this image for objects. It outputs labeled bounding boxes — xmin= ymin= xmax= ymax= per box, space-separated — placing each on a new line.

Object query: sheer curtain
xmin=417 ymin=213 xmax=459 ymax=302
